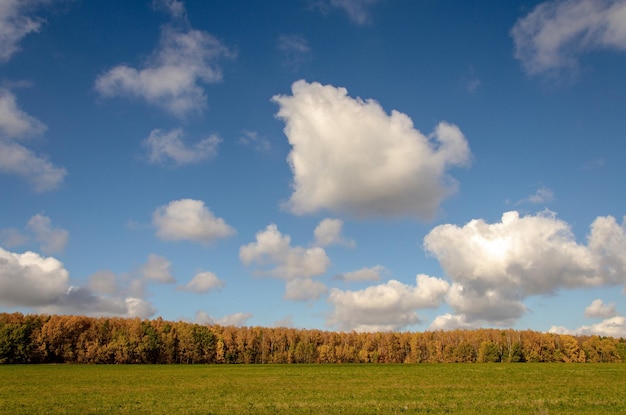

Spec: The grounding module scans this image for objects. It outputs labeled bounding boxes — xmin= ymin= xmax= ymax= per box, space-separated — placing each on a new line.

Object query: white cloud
xmin=195 ymin=310 xmax=252 ymax=327
xmin=423 ymin=210 xmax=626 ymax=327
xmin=0 ymin=0 xmax=55 ymax=62
xmin=143 ymin=128 xmax=220 ymax=166
xmin=284 ymin=278 xmax=328 ymax=301
xmin=95 ymin=24 xmax=233 ymax=117
xmin=0 ymin=89 xmax=46 ymax=138
xmin=240 ymin=223 xmax=330 ymax=301
xmin=511 ymin=0 xmax=626 ymax=75
xmin=140 ymin=253 xmax=176 ymax=283
xmin=272 ymin=80 xmax=470 ymax=219
xmin=550 ymin=316 xmax=626 ymax=338
xmin=26 ymin=214 xmax=69 ymax=254
xmin=587 ymin=215 xmax=626 ymax=285
xmin=153 ymin=199 xmax=235 ymax=243
xmin=125 ymin=297 xmax=157 ymax=318
xmin=0 ymin=246 xmax=69 ymax=307
xmin=327 ymin=274 xmax=450 ymax=332
xmin=584 ymin=298 xmax=617 ymax=318
xmin=0 ymin=89 xmax=66 ymax=191
xmin=429 ymin=313 xmax=476 ymax=331
xmin=0 ymin=140 xmax=66 ymax=191
xmin=179 ymin=271 xmax=224 ymax=293
xmin=313 ymin=218 xmax=355 ymax=248
xmin=240 ymin=223 xmax=330 ymax=280
xmin=333 ymin=265 xmax=387 ymax=282
xmin=0 ymin=246 xmax=155 ymax=318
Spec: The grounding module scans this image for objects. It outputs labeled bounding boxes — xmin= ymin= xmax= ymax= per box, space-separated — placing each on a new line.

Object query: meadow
xmin=1 ymin=364 xmax=625 ymax=414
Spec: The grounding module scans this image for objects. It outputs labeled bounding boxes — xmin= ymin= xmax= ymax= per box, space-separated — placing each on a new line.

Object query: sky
xmin=1 ymin=0 xmax=626 ymax=336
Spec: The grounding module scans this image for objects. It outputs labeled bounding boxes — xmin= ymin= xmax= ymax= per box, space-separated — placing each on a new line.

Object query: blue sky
xmin=1 ymin=0 xmax=626 ymax=336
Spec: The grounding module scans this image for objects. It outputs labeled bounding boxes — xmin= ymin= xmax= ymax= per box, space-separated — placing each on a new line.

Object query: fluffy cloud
xmin=153 ymin=199 xmax=235 ymax=243
xmin=429 ymin=313 xmax=476 ymax=331
xmin=424 ymin=210 xmax=626 ymax=329
xmin=284 ymin=278 xmax=328 ymax=301
xmin=584 ymin=299 xmax=617 ymax=318
xmin=0 ymin=246 xmax=155 ymax=318
xmin=240 ymin=224 xmax=330 ymax=280
xmin=0 ymin=89 xmax=66 ymax=191
xmin=239 ymin=223 xmax=330 ymax=301
xmin=272 ymin=80 xmax=470 ymax=219
xmin=140 ymin=253 xmax=176 ymax=283
xmin=0 ymin=141 xmax=66 ymax=191
xmin=327 ymin=274 xmax=450 ymax=332
xmin=26 ymin=214 xmax=69 ymax=254
xmin=333 ymin=265 xmax=387 ymax=282
xmin=95 ymin=22 xmax=233 ymax=117
xmin=0 ymin=214 xmax=68 ymax=253
xmin=550 ymin=316 xmax=626 ymax=338
xmin=179 ymin=271 xmax=224 ymax=293
xmin=195 ymin=311 xmax=252 ymax=327
xmin=313 ymin=218 xmax=354 ymax=248
xmin=0 ymin=89 xmax=46 ymax=137
xmin=0 ymin=246 xmax=69 ymax=307
xmin=143 ymin=128 xmax=220 ymax=166
xmin=587 ymin=215 xmax=626 ymax=285
xmin=511 ymin=0 xmax=626 ymax=75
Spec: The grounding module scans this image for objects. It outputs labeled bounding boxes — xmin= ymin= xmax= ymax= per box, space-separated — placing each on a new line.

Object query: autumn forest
xmin=1 ymin=313 xmax=625 ymax=365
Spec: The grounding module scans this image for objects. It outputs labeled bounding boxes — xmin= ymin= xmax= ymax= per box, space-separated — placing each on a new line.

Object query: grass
xmin=1 ymin=363 xmax=625 ymax=414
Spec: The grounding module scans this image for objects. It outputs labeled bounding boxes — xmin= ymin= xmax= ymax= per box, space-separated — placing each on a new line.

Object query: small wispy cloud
xmin=143 ymin=128 xmax=220 ymax=166
xmin=239 ymin=130 xmax=271 ymax=152
xmin=511 ymin=0 xmax=626 ymax=76
xmin=508 ymin=186 xmax=555 ymax=206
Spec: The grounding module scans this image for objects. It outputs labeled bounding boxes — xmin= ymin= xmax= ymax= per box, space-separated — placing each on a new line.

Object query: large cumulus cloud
xmin=424 ymin=210 xmax=626 ymax=328
xmin=272 ymin=80 xmax=470 ymax=219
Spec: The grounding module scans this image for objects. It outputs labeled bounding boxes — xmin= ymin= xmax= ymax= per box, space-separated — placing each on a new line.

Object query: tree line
xmin=1 ymin=312 xmax=625 ymax=364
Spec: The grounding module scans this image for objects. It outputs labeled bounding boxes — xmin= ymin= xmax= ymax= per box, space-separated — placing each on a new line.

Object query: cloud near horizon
xmin=195 ymin=310 xmax=253 ymax=327
xmin=0 ymin=246 xmax=159 ymax=318
xmin=273 ymin=80 xmax=470 ymax=219
xmin=327 ymin=274 xmax=450 ymax=332
xmin=424 ymin=210 xmax=626 ymax=329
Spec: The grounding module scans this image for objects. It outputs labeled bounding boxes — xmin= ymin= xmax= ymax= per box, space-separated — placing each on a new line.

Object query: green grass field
xmin=1 ymin=364 xmax=625 ymax=414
